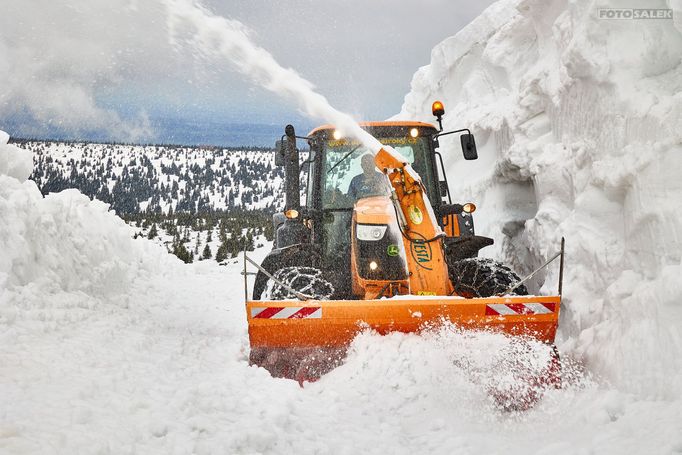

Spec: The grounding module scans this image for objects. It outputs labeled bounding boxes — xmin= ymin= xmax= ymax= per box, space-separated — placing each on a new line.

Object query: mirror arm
xmin=439 ymin=203 xmax=464 ymax=216
xmin=433 ymin=128 xmax=471 ymax=140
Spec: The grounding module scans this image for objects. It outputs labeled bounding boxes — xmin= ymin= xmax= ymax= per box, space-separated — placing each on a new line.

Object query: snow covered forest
xmin=1 ymin=0 xmax=681 ymax=453
xmin=22 ymin=140 xmax=281 ymax=262
xmin=24 ymin=141 xmax=282 ymax=214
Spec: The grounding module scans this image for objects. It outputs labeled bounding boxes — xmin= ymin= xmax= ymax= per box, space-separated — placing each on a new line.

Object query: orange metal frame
xmin=246 ymin=295 xmax=561 ymax=348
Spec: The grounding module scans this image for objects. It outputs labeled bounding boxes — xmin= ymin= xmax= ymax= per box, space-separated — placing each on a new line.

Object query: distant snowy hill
xmin=23 ymin=140 xmax=284 ymax=214
xmin=19 ymin=140 xmax=284 ymax=262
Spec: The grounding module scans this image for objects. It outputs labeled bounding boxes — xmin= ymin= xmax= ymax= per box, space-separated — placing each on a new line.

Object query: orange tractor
xmin=244 ymin=102 xmax=564 ymax=399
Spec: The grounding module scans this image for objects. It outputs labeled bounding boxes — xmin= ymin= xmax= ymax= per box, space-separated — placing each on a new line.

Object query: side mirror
xmin=439 ymin=181 xmax=449 ymax=200
xmin=438 ymin=203 xmax=464 ymax=217
xmin=460 ymin=133 xmax=478 ymax=160
xmin=274 ymin=139 xmax=285 ymax=166
xmin=438 ymin=202 xmax=476 ymax=217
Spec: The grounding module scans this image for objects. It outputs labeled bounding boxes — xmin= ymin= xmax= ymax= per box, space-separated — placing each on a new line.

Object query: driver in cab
xmin=347 ymin=154 xmax=391 ymax=200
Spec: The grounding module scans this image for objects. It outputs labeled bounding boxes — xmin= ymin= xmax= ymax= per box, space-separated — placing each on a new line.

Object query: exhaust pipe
xmin=275 ymin=124 xmax=309 ymax=248
xmin=284 ymin=124 xmax=301 ymax=213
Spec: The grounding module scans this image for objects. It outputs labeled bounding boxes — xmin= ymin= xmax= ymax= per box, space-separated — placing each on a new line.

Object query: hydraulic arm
xmin=374 ymin=147 xmax=454 ymax=296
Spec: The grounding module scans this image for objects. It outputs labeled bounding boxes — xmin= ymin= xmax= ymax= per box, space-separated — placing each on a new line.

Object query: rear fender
xmin=445 ymin=235 xmax=494 ymax=262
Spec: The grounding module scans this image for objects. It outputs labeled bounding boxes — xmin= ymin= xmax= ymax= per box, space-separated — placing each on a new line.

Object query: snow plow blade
xmin=246 ymin=295 xmax=560 ymax=381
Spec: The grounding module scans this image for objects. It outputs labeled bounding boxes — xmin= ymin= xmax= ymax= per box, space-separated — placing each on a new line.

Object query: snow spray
xmin=162 ymin=0 xmax=384 ymax=153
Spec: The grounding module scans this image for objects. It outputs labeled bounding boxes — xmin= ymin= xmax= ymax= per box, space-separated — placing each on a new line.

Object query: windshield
xmin=321 ymin=136 xmax=433 ymax=209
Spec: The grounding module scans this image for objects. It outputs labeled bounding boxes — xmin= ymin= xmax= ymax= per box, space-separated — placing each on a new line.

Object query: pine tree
xmin=172 ymin=241 xmax=193 ymax=264
xmin=202 ymin=243 xmax=212 ymax=260
xmin=215 ymin=240 xmax=228 ymax=263
xmin=148 ymin=223 xmax=158 ymax=240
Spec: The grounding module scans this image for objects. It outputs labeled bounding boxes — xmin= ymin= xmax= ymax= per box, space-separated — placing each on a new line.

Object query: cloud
xmin=0 ymin=0 xmax=171 ymax=141
xmin=0 ymin=0 xmax=495 ymax=142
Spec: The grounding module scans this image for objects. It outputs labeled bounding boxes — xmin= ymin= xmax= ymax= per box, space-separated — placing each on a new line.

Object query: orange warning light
xmin=432 ymin=101 xmax=445 ymax=118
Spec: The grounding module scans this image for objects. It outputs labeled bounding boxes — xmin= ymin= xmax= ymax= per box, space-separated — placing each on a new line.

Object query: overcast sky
xmin=0 ymin=0 xmax=495 ymax=145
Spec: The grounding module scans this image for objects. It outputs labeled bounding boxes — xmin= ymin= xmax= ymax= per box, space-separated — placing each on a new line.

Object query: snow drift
xmin=0 ymin=133 xmax=171 ymax=309
xmin=398 ymin=0 xmax=682 ymax=399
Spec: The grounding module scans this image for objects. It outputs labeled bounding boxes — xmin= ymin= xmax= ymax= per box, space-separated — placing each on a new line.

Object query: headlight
xmin=356 ymin=224 xmax=387 ymax=241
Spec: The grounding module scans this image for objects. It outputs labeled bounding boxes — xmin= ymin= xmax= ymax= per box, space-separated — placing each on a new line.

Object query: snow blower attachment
xmin=245 ymin=104 xmax=564 ymax=400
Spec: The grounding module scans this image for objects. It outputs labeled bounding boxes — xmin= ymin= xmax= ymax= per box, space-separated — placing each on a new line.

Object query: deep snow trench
xmin=2 ymin=0 xmax=682 ymax=453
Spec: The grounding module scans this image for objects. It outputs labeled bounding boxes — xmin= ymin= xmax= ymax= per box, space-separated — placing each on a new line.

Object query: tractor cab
xmin=304 ymin=122 xmax=442 ymax=296
xmin=254 ymin=105 xmax=491 ymax=300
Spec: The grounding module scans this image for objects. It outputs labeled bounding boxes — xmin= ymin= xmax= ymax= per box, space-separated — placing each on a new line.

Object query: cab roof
xmin=308 ymin=121 xmax=437 ymax=136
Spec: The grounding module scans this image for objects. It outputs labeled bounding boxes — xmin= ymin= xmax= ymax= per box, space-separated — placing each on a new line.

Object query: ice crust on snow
xmin=398 ymin=0 xmax=682 ymax=399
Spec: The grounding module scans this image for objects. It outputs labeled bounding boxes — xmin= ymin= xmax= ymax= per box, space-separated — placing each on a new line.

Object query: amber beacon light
xmin=432 ymin=101 xmax=445 ymax=130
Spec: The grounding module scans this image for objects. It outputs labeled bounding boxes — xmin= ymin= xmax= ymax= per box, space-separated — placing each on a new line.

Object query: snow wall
xmin=0 ymin=133 xmax=173 ymax=324
xmin=397 ymin=0 xmax=682 ymax=398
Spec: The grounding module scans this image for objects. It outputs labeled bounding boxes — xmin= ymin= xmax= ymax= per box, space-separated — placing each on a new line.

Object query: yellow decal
xmin=408 ymin=205 xmax=423 ymax=225
xmin=416 ymin=291 xmax=436 ymax=296
xmin=328 ymin=139 xmax=359 ymax=147
xmin=380 ymin=137 xmax=418 ymax=145
xmin=327 ymin=137 xmax=417 ymax=147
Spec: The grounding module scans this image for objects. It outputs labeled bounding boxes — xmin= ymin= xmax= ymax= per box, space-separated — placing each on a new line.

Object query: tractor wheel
xmin=264 ymin=266 xmax=334 ymax=300
xmin=448 ymin=257 xmax=527 ymax=298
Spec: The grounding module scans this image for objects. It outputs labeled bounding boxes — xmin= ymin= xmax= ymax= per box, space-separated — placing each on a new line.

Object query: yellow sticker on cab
xmin=408 ymin=205 xmax=423 ymax=225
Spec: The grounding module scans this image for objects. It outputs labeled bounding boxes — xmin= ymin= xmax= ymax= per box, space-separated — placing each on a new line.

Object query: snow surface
xmin=0 ymin=133 xmax=32 ymax=182
xmin=2 ymin=0 xmax=682 ymax=452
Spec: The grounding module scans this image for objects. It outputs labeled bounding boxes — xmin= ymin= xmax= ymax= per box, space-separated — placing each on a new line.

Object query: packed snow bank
xmin=398 ymin=0 xmax=682 ymax=398
xmin=0 ymin=132 xmax=32 ymax=182
xmin=0 ymin=132 xmax=173 ymax=329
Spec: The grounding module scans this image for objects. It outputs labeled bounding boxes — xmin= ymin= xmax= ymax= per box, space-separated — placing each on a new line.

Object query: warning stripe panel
xmin=270 ymin=307 xmax=301 ymax=319
xmin=486 ymin=304 xmax=518 ymax=316
xmin=289 ymin=307 xmax=320 ymax=319
xmin=485 ymin=302 xmax=556 ymax=316
xmin=251 ymin=307 xmax=322 ymax=319
xmin=251 ymin=307 xmax=283 ymax=319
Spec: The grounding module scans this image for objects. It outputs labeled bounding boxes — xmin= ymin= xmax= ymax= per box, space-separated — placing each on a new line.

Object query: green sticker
xmin=387 ymin=245 xmax=400 ymax=257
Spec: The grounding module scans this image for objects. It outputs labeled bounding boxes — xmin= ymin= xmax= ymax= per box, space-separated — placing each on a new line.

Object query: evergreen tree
xmin=172 ymin=241 xmax=193 ymax=264
xmin=148 ymin=223 xmax=158 ymax=240
xmin=215 ymin=240 xmax=228 ymax=263
xmin=202 ymin=243 xmax=212 ymax=260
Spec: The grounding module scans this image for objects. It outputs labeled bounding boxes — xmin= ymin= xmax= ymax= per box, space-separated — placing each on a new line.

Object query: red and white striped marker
xmin=485 ymin=302 xmax=556 ymax=316
xmin=251 ymin=307 xmax=322 ymax=319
